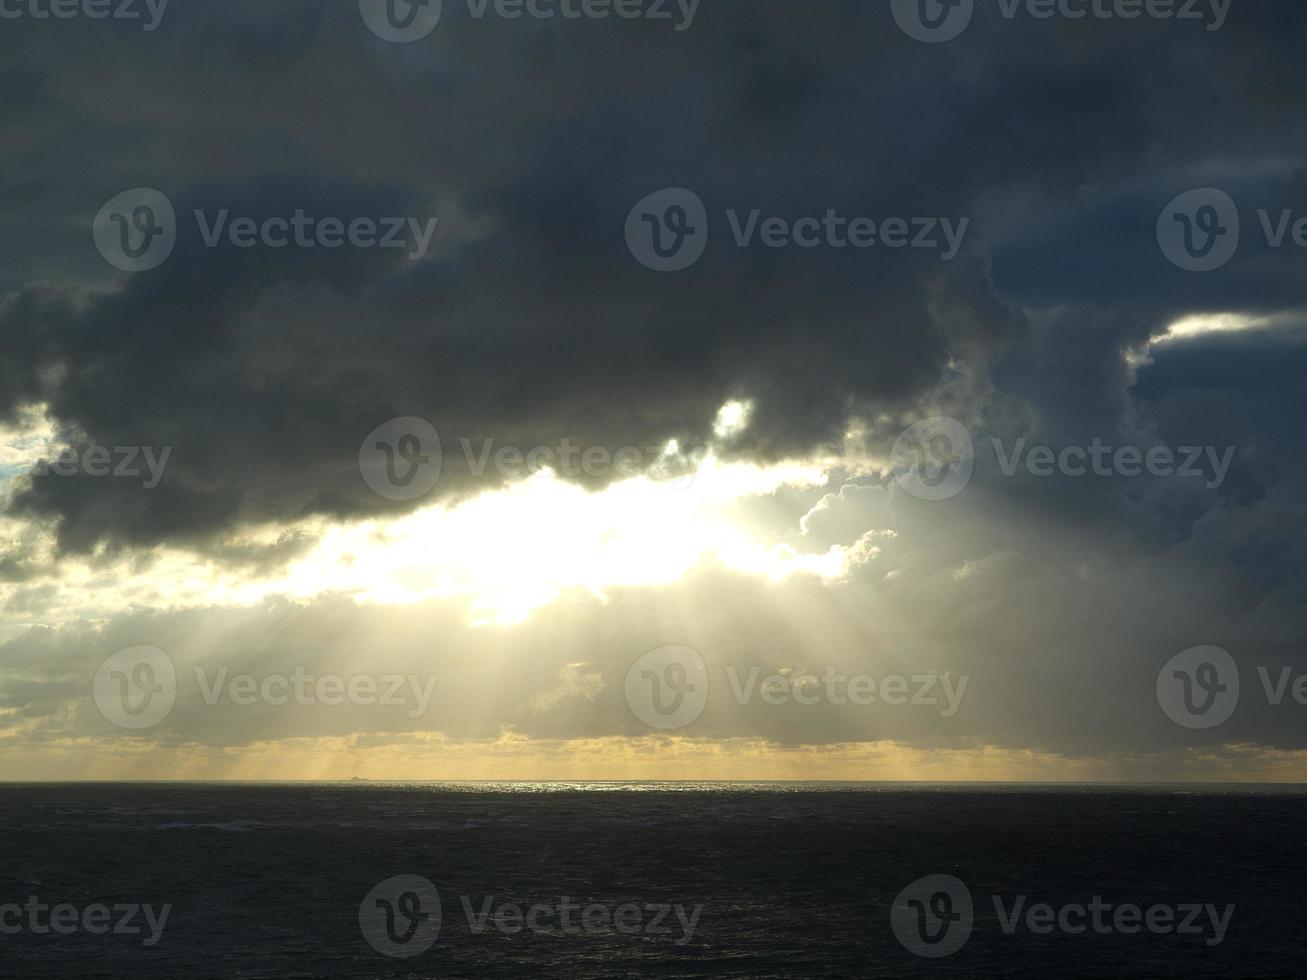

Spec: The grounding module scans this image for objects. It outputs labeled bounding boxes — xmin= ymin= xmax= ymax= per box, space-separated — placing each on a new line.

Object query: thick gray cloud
xmin=2 ymin=1 xmax=1303 ymax=549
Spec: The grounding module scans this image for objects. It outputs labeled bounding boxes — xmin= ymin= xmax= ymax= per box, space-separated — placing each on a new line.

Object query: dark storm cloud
xmin=1 ymin=0 xmax=1306 ymax=558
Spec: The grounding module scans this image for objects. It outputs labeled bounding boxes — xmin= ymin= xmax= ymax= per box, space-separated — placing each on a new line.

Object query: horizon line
xmin=2 ymin=778 xmax=1305 ymax=787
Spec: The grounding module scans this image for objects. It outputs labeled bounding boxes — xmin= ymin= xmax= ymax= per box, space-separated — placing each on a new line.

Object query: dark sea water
xmin=0 ymin=782 xmax=1302 ymax=978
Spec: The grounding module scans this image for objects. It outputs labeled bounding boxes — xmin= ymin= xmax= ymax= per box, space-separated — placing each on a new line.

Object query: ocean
xmin=0 ymin=782 xmax=1301 ymax=977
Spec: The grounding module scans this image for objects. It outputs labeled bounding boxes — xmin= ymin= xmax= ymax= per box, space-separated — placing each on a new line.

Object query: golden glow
xmin=272 ymin=453 xmax=847 ymax=624
xmin=6 ymin=733 xmax=1307 ymax=783
xmin=2 ymin=402 xmax=863 ymax=628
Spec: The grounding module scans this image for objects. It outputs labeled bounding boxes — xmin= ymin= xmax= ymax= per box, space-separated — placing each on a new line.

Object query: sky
xmin=2 ymin=0 xmax=1306 ymax=781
